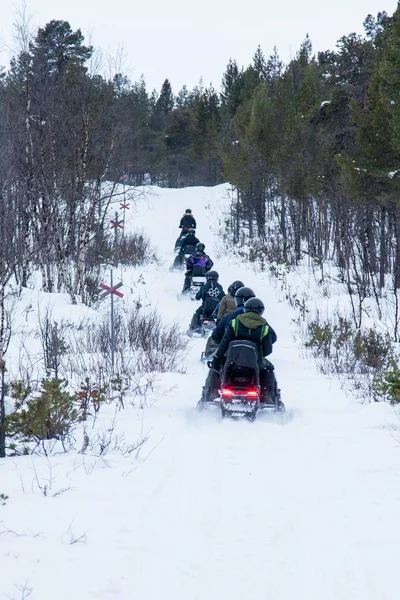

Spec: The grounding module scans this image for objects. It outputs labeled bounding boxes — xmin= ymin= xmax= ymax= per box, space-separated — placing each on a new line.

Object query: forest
xmin=2 ymin=9 xmax=400 ymax=292
xmin=1 ymin=6 xmax=400 ymax=409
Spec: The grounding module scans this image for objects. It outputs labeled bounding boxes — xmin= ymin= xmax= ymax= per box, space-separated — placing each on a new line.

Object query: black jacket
xmin=215 ymin=312 xmax=277 ymax=364
xmin=178 ymin=233 xmax=200 ymax=250
xmin=179 ymin=214 xmax=196 ymax=229
xmin=195 ymin=281 xmax=225 ymax=315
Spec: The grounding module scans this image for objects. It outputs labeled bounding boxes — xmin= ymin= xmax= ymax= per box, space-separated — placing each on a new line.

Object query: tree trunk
xmin=0 ymin=283 xmax=6 ymax=458
xmin=379 ymin=205 xmax=386 ymax=289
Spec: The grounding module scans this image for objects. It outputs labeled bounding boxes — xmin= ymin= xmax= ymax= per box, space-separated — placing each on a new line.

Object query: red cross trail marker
xmin=98 ymin=269 xmax=124 ymax=372
xmin=99 ymin=281 xmax=124 ymax=299
xmin=120 ymin=203 xmax=130 ymax=210
xmin=110 ymin=218 xmax=124 ymax=229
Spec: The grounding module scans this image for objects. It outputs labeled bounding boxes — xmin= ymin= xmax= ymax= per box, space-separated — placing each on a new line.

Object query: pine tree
xmin=30 ymin=20 xmax=92 ymax=76
xmin=266 ymin=47 xmax=283 ymax=88
xmin=252 ymin=45 xmax=267 ymax=82
xmin=221 ymin=58 xmax=243 ymax=117
xmin=156 ymin=78 xmax=174 ymax=113
xmin=152 ymin=78 xmax=174 ymax=130
xmin=176 ymin=85 xmax=190 ymax=108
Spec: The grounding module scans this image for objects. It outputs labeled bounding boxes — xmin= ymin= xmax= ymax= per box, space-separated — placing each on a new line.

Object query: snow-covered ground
xmin=2 ymin=184 xmax=400 ymax=600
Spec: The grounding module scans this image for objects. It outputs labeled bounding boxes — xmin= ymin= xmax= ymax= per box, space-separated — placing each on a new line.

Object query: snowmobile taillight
xmin=221 ymin=387 xmax=234 ymax=398
xmin=221 ymin=387 xmax=258 ymax=400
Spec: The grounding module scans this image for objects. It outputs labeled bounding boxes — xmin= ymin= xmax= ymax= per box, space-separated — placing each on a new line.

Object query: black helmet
xmin=234 ymin=286 xmax=255 ymax=307
xmin=243 ymin=297 xmax=265 ymax=315
xmin=206 ymin=270 xmax=219 ymax=281
xmin=185 ymin=208 xmax=192 ymax=214
xmin=228 ymin=280 xmax=244 ymax=295
xmin=195 ymin=242 xmax=205 ymax=253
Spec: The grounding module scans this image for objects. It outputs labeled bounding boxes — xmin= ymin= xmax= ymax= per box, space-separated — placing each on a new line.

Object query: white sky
xmin=0 ymin=0 xmax=398 ymax=93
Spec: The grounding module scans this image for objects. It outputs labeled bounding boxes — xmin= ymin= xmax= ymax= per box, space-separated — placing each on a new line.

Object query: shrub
xmin=83 ymin=230 xmax=158 ymax=305
xmin=76 ymin=377 xmax=108 ymax=419
xmin=305 ymin=320 xmax=334 ymax=358
xmin=6 ymin=378 xmax=81 ymax=453
xmin=84 ymin=271 xmax=103 ymax=306
xmin=127 ymin=309 xmax=188 ymax=372
xmin=86 ymin=231 xmax=158 ymax=268
xmin=353 ymin=330 xmax=392 ymax=371
xmin=305 ymin=312 xmax=395 ymax=401
xmin=305 ymin=316 xmax=354 ymax=359
xmin=372 ymin=361 xmax=400 ymax=404
xmin=82 ymin=307 xmax=188 ymax=374
xmin=38 ymin=307 xmax=69 ymax=376
xmin=116 ymin=233 xmax=158 ymax=267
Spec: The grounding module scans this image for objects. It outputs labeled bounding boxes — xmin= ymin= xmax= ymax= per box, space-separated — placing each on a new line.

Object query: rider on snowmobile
xmin=204 ymin=297 xmax=278 ymax=404
xmin=188 ymin=271 xmax=225 ymax=332
xmin=177 ymin=228 xmax=199 ymax=250
xmin=203 ymin=286 xmax=256 ymax=359
xmin=179 ymin=209 xmax=196 ymax=234
xmin=172 ymin=229 xmax=200 ymax=269
xmin=212 ymin=286 xmax=255 ymax=344
xmin=182 ymin=243 xmax=213 ymax=292
xmin=214 ymin=280 xmax=244 ymax=321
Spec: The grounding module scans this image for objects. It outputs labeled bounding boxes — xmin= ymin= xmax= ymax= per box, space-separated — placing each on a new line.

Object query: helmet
xmin=188 ymin=228 xmax=196 ymax=235
xmin=234 ymin=286 xmax=255 ymax=307
xmin=243 ymin=297 xmax=265 ymax=315
xmin=195 ymin=242 xmax=205 ymax=253
xmin=228 ymin=280 xmax=244 ymax=295
xmin=206 ymin=270 xmax=219 ymax=281
xmin=185 ymin=209 xmax=192 ymax=214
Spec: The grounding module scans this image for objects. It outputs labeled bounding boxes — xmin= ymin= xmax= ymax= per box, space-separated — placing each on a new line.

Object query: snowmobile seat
xmin=191 ymin=266 xmax=207 ymax=277
xmin=222 ymin=340 xmax=260 ymax=389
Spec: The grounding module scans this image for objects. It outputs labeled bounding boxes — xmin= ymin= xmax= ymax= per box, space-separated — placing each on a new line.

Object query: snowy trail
xmin=120 ymin=187 xmax=400 ymax=599
xmin=2 ymin=184 xmax=400 ymax=599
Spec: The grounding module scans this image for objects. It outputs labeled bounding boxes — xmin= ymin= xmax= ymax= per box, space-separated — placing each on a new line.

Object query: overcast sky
xmin=1 ymin=0 xmax=398 ymax=93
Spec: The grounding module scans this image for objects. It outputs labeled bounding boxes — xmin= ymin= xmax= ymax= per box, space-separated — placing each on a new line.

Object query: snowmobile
xmin=197 ymin=340 xmax=285 ymax=421
xmin=188 ymin=275 xmax=206 ymax=300
xmin=200 ymin=316 xmax=216 ymax=338
xmin=200 ymin=334 xmax=218 ymax=362
xmin=187 ymin=315 xmax=216 ymax=339
xmin=169 ymin=244 xmax=197 ymax=272
xmin=178 ymin=266 xmax=207 ymax=301
xmin=178 ymin=275 xmax=207 ymax=301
